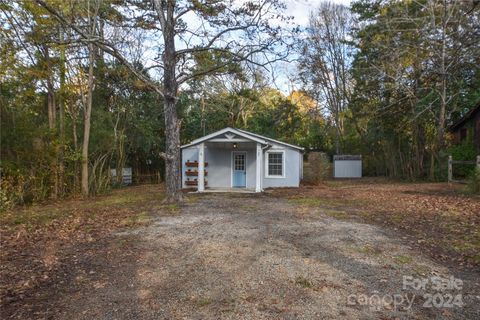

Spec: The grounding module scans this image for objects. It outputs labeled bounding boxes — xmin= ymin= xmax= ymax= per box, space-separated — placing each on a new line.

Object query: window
xmin=266 ymin=151 xmax=284 ymax=177
xmin=234 ymin=153 xmax=245 ymax=171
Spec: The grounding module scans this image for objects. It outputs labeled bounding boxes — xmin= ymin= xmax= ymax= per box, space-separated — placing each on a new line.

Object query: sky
xmin=174 ymin=0 xmax=354 ymax=93
xmin=274 ymin=0 xmax=352 ymax=93
xmin=285 ymin=0 xmax=351 ymax=27
xmin=131 ymin=0 xmax=353 ymax=94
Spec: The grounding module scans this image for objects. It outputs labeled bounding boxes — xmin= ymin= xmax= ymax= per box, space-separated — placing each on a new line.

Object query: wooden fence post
xmin=448 ymin=155 xmax=453 ymax=183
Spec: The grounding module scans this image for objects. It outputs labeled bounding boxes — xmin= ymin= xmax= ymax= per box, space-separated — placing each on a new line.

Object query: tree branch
xmin=34 ymin=0 xmax=163 ymax=96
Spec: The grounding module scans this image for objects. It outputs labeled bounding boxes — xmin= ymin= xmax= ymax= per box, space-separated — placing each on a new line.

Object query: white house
xmin=181 ymin=127 xmax=304 ymax=192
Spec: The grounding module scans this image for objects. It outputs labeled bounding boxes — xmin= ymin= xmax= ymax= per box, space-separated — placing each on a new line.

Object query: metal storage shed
xmin=333 ymin=155 xmax=362 ymax=178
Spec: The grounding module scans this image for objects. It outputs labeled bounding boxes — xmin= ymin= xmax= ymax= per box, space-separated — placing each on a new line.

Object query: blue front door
xmin=233 ymin=152 xmax=246 ymax=187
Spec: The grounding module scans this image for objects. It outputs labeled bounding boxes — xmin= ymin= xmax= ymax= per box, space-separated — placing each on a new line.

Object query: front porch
xmin=188 ymin=187 xmax=257 ymax=194
xmin=181 ymin=127 xmax=303 ymax=192
xmin=182 ymin=140 xmax=265 ymax=193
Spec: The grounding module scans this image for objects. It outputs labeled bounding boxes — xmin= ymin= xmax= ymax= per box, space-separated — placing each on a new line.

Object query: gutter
xmin=262 ymin=144 xmax=271 ymax=151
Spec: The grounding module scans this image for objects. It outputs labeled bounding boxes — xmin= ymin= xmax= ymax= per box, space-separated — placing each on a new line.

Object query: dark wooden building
xmin=449 ymin=102 xmax=480 ymax=152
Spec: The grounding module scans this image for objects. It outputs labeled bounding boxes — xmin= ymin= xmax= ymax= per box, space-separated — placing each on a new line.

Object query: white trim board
xmin=236 ymin=128 xmax=304 ymax=151
xmin=265 ymin=149 xmax=286 ymax=178
xmin=181 ymin=127 xmax=267 ymax=149
xmin=180 ymin=127 xmax=304 ymax=151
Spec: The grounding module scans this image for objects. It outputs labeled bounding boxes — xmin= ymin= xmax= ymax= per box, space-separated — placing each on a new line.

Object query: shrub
xmin=447 ymin=141 xmax=477 ymax=178
xmin=0 ymin=170 xmax=28 ymax=211
xmin=303 ymin=152 xmax=331 ymax=184
xmin=467 ymin=168 xmax=480 ymax=194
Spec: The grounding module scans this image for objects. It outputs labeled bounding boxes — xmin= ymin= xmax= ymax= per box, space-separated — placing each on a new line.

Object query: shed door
xmin=232 ymin=152 xmax=246 ymax=187
xmin=334 ymin=160 xmax=362 ymax=178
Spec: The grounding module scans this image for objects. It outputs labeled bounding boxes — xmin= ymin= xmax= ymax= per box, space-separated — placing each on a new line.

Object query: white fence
xmin=448 ymin=155 xmax=480 ymax=183
xmin=333 ymin=155 xmax=362 ymax=178
xmin=110 ymin=167 xmax=132 ymax=185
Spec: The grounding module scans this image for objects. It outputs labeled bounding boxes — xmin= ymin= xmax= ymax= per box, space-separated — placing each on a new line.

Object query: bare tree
xmin=65 ymin=0 xmax=101 ymax=197
xmin=421 ymin=0 xmax=476 ymax=178
xmin=362 ymin=0 xmax=479 ymax=179
xmin=35 ymin=0 xmax=292 ymax=202
xmin=299 ymin=1 xmax=355 ymax=154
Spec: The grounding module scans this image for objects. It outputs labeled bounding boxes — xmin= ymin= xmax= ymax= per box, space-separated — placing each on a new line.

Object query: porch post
xmin=256 ymin=143 xmax=262 ymax=192
xmin=198 ymin=143 xmax=205 ymax=192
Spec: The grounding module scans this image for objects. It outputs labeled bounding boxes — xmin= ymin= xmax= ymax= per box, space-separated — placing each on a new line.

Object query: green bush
xmin=303 ymin=152 xmax=331 ymax=184
xmin=447 ymin=141 xmax=477 ymax=178
xmin=467 ymin=168 xmax=480 ymax=194
xmin=0 ymin=170 xmax=28 ymax=211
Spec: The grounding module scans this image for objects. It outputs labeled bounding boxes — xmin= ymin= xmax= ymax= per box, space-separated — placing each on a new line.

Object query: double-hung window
xmin=266 ymin=150 xmax=284 ymax=178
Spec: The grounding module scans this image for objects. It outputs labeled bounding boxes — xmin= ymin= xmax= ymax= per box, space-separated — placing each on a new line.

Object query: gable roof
xmin=235 ymin=128 xmax=305 ymax=151
xmin=181 ymin=127 xmax=304 ymax=151
xmin=449 ymin=101 xmax=480 ymax=132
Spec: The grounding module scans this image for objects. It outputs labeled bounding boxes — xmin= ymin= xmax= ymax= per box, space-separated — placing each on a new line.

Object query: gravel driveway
xmin=56 ymin=192 xmax=479 ymax=319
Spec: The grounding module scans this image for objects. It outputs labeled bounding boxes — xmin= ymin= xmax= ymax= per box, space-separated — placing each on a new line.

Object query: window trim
xmin=265 ymin=149 xmax=285 ymax=178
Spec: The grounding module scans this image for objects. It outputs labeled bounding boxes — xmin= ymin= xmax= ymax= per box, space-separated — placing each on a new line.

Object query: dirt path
xmin=3 ymin=192 xmax=479 ymax=319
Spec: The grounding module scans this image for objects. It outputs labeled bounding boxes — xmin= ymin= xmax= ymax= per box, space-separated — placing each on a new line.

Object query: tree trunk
xmin=163 ymin=97 xmax=182 ymax=202
xmin=429 ymin=152 xmax=435 ymax=181
xmin=47 ymin=79 xmax=56 ymax=130
xmin=334 ymin=112 xmax=341 ymax=154
xmin=437 ymin=0 xmax=448 ymax=153
xmin=72 ymin=115 xmax=79 ymax=193
xmin=114 ymin=117 xmax=126 ymax=185
xmin=437 ymin=43 xmax=447 ymax=153
xmin=160 ymin=1 xmax=182 ymax=202
xmin=58 ymin=28 xmax=66 ymax=196
xmin=201 ymin=95 xmax=206 ymax=135
xmin=45 ymin=45 xmax=58 ymax=199
xmin=81 ymin=43 xmax=95 ymax=197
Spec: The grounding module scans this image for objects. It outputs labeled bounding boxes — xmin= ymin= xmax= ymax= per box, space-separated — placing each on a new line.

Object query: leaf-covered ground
xmin=1 ymin=181 xmax=479 ymax=319
xmin=0 ymin=185 xmax=173 ymax=316
xmin=273 ymin=179 xmax=480 ymax=268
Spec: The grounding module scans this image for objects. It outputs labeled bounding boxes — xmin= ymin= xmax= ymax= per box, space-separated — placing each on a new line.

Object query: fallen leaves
xmin=0 ymin=185 xmax=165 ymax=314
xmin=274 ymin=179 xmax=480 ymax=268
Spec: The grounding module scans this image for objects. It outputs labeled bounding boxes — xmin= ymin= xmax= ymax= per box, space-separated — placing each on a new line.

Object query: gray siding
xmin=181 ymin=147 xmax=198 ymax=188
xmin=205 ymin=143 xmax=257 ymax=189
xmin=182 ymin=142 xmax=258 ymax=189
xmin=182 ymin=141 xmax=302 ymax=189
xmin=204 ymin=147 xmax=229 ymax=188
xmin=262 ymin=144 xmax=301 ymax=188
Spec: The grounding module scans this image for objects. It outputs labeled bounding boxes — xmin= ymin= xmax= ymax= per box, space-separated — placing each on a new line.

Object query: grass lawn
xmin=1 ymin=186 xmax=160 ymax=229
